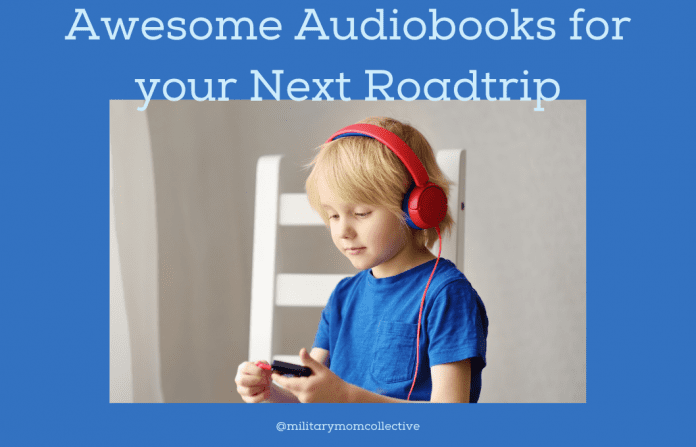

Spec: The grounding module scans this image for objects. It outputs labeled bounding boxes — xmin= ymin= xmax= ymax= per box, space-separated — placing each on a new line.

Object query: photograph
xmin=110 ymin=100 xmax=585 ymax=404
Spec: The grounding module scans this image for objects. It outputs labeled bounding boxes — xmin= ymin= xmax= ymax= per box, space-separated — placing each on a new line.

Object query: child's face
xmin=318 ymin=180 xmax=412 ymax=278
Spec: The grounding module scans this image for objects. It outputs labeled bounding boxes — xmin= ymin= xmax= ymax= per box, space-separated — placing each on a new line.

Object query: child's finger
xmin=238 ymin=361 xmax=258 ymax=375
xmin=298 ymin=348 xmax=322 ymax=372
xmin=237 ymin=373 xmax=270 ymax=388
xmin=238 ymin=382 xmax=268 ymax=397
xmin=247 ymin=384 xmax=268 ymax=395
xmin=245 ymin=387 xmax=271 ymax=403
xmin=271 ymin=373 xmax=301 ymax=392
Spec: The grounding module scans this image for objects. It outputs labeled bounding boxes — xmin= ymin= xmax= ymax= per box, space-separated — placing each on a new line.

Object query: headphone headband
xmin=326 ymin=123 xmax=430 ymax=187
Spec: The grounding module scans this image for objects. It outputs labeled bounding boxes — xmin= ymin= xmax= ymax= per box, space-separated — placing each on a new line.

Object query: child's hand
xmin=235 ymin=361 xmax=273 ymax=403
xmin=272 ymin=348 xmax=352 ymax=403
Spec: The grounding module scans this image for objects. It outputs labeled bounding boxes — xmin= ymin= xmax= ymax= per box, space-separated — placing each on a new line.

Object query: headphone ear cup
xmin=402 ymin=183 xmax=448 ymax=230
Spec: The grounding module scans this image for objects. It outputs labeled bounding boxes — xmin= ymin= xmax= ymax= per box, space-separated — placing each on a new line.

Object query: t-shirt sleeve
xmin=312 ymin=289 xmax=334 ymax=351
xmin=426 ymin=279 xmax=488 ymax=369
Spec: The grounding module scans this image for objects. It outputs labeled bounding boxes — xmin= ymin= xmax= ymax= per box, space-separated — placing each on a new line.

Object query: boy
xmin=236 ymin=117 xmax=488 ymax=403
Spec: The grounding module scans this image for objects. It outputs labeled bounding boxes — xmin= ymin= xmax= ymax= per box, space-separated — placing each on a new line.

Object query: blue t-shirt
xmin=313 ymin=259 xmax=488 ymax=402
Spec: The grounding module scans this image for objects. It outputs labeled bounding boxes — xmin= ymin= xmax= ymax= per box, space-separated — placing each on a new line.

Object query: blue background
xmin=1 ymin=0 xmax=693 ymax=445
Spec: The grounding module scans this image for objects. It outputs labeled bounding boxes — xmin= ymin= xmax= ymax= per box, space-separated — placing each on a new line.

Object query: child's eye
xmin=328 ymin=214 xmax=339 ymax=220
xmin=355 ymin=212 xmax=371 ymax=217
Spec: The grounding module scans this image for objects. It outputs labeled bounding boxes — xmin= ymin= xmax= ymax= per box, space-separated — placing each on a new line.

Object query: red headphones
xmin=326 ymin=123 xmax=448 ymax=230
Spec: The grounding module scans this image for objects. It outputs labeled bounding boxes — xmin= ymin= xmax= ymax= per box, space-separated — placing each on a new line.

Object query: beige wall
xmin=110 ymin=104 xmax=163 ymax=403
xmin=110 ymin=100 xmax=585 ymax=403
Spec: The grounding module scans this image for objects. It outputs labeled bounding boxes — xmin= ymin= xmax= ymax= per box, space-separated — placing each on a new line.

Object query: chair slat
xmin=276 ymin=274 xmax=351 ymax=307
xmin=279 ymin=193 xmax=324 ymax=226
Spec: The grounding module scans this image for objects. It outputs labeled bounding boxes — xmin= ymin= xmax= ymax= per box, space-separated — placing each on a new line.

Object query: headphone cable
xmin=407 ymin=226 xmax=442 ymax=401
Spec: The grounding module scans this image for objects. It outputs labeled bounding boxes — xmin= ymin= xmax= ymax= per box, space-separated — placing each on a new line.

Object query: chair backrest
xmin=249 ymin=150 xmax=466 ymax=365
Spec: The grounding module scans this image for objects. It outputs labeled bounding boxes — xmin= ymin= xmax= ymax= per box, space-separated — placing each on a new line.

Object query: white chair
xmin=249 ymin=150 xmax=466 ymax=365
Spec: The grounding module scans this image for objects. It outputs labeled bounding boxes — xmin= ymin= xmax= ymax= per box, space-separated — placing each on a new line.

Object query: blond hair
xmin=305 ymin=117 xmax=453 ymax=249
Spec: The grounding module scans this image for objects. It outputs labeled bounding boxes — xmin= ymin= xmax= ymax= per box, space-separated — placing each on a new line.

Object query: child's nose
xmin=338 ymin=219 xmax=355 ymax=238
